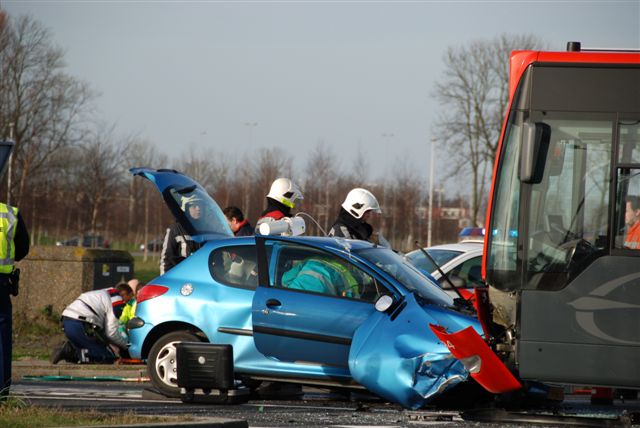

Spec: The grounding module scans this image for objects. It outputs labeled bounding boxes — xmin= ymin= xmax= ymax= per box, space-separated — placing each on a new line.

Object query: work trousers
xmin=62 ymin=318 xmax=116 ymax=363
xmin=0 ymin=279 xmax=11 ymax=395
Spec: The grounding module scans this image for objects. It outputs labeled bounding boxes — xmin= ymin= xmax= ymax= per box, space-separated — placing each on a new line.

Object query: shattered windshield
xmin=357 ymin=248 xmax=454 ymax=307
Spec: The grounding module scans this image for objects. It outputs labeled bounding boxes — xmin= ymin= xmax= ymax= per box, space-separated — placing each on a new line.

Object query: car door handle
xmin=266 ymin=299 xmax=282 ymax=308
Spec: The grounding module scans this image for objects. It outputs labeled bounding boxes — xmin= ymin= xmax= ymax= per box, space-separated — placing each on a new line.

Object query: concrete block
xmin=14 ymin=246 xmax=134 ymax=320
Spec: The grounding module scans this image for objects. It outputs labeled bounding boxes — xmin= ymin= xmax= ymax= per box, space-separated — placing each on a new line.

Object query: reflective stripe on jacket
xmin=0 ymin=203 xmax=18 ymax=274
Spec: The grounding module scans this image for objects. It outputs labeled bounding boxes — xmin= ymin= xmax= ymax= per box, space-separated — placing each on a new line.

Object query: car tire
xmin=147 ymin=331 xmax=202 ymax=398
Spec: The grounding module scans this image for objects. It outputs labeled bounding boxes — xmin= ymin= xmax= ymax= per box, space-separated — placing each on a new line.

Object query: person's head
xmin=181 ymin=194 xmax=203 ymax=220
xmin=127 ymin=278 xmax=140 ymax=296
xmin=223 ymin=206 xmax=245 ymax=233
xmin=342 ymin=188 xmax=381 ymax=222
xmin=115 ymin=282 xmax=135 ymax=303
xmin=626 ymin=196 xmax=640 ymax=226
xmin=266 ymin=178 xmax=303 ymax=209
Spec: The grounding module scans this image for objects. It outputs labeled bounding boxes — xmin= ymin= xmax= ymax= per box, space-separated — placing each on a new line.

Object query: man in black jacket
xmin=223 ymin=206 xmax=253 ymax=236
xmin=329 ymin=188 xmax=381 ymax=241
xmin=160 ymin=195 xmax=202 ymax=274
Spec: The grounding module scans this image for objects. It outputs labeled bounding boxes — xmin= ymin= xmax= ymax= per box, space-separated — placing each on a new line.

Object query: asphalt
xmin=12 ymin=359 xmax=250 ymax=428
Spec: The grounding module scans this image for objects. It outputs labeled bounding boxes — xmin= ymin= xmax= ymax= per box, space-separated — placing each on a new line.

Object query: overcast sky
xmin=4 ymin=1 xmax=640 ymax=187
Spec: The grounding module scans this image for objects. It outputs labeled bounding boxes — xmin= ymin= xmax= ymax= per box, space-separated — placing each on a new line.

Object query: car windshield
xmin=357 ymin=247 xmax=454 ymax=307
xmin=405 ymin=249 xmax=462 ymax=274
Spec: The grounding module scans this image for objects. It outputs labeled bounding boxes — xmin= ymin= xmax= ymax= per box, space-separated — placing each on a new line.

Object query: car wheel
xmin=147 ymin=331 xmax=202 ymax=398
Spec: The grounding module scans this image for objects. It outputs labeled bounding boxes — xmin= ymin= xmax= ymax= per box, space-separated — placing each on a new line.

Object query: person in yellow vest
xmin=119 ymin=279 xmax=139 ymax=326
xmin=0 ymin=202 xmax=29 ymax=397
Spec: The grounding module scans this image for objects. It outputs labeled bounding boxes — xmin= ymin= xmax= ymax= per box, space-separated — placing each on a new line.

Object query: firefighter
xmin=0 ymin=202 xmax=29 ymax=396
xmin=328 ymin=188 xmax=381 ymax=241
xmin=255 ymin=178 xmax=303 ymax=232
xmin=160 ymin=194 xmax=203 ymax=274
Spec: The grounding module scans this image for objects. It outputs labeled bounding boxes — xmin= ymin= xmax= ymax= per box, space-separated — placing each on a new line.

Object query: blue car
xmin=128 ymin=168 xmax=482 ymax=409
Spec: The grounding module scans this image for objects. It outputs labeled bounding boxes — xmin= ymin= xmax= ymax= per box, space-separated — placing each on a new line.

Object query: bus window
xmin=525 ymin=116 xmax=612 ymax=290
xmin=618 ymin=120 xmax=640 ymax=164
xmin=616 ymin=173 xmax=640 ymax=250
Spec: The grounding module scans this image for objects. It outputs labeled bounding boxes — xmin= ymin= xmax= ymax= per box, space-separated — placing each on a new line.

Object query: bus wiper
xmin=414 ymin=241 xmax=467 ymax=302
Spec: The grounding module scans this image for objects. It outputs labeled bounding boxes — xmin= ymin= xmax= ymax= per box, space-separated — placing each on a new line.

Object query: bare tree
xmin=175 ymin=145 xmax=232 ymax=196
xmin=433 ymin=33 xmax=545 ymax=225
xmin=70 ymin=124 xmax=131 ymax=237
xmin=0 ymin=15 xmax=93 ymax=206
xmin=303 ymin=141 xmax=338 ymax=233
xmin=127 ymin=140 xmax=168 ymax=257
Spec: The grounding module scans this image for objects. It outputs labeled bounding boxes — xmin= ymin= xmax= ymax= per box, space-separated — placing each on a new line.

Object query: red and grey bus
xmin=433 ymin=42 xmax=640 ymax=394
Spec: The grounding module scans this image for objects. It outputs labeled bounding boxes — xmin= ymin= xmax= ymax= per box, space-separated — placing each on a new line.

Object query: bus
xmin=433 ymin=42 xmax=640 ymax=393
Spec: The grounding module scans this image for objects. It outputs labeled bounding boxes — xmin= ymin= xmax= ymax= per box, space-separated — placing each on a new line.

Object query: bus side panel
xmin=518 ymin=256 xmax=640 ymax=387
xmin=519 ymin=341 xmax=640 ymax=388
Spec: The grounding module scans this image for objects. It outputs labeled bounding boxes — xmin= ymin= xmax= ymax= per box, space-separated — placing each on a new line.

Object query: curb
xmin=72 ymin=419 xmax=248 ymax=428
xmin=13 ymin=359 xmax=147 ymax=380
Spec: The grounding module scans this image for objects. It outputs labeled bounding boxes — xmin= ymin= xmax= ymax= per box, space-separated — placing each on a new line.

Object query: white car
xmin=405 ymin=241 xmax=484 ymax=298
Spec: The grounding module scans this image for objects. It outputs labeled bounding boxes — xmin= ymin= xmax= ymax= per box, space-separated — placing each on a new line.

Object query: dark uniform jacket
xmin=160 ymin=222 xmax=200 ymax=274
xmin=328 ymin=208 xmax=373 ymax=241
xmin=234 ymin=220 xmax=254 ymax=237
xmin=13 ymin=212 xmax=29 ymax=262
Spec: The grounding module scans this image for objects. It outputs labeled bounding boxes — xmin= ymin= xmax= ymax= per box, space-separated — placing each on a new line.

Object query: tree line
xmin=0 ymin=13 xmax=544 ymax=253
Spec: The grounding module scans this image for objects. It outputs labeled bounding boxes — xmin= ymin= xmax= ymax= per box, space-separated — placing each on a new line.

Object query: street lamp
xmin=244 ymin=122 xmax=258 ymax=146
xmin=427 ymin=138 xmax=436 ymax=247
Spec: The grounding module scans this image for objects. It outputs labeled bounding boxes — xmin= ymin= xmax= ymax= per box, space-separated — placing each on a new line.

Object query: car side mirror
xmin=374 ymin=295 xmax=394 ymax=312
xmin=520 ymin=122 xmax=551 ymax=184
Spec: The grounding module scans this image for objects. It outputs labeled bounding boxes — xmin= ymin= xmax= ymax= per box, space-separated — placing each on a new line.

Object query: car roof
xmin=421 ymin=241 xmax=484 ymax=254
xmin=208 ymin=235 xmax=377 ymax=252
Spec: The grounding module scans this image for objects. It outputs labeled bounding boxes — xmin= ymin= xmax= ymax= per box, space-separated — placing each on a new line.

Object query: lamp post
xmin=244 ymin=122 xmax=257 ymax=146
xmin=427 ymin=138 xmax=436 ymax=247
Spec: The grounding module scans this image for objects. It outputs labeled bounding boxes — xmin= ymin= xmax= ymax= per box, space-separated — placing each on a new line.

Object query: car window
xmin=167 ymin=185 xmax=232 ymax=237
xmin=405 ymin=249 xmax=462 ymax=274
xmin=209 ymin=245 xmax=259 ymax=290
xmin=358 ymin=247 xmax=454 ymax=307
xmin=271 ymin=242 xmax=383 ymax=303
xmin=439 ymin=256 xmax=483 ymax=289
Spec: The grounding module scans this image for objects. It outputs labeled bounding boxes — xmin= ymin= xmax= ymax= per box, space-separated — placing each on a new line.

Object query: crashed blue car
xmin=127 ymin=168 xmax=482 ymax=409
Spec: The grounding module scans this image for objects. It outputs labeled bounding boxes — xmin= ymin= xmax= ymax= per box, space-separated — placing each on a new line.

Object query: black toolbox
xmin=176 ymin=342 xmax=249 ymax=404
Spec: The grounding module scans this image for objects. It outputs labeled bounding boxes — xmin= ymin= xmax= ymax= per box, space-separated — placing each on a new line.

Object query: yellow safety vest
xmin=0 ymin=203 xmax=18 ymax=274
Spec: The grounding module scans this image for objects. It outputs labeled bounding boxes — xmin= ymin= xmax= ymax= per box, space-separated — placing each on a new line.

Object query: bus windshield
xmin=487 ymin=112 xmax=614 ymax=291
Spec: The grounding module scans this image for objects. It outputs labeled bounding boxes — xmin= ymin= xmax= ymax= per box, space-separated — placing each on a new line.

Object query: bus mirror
xmin=520 ymin=122 xmax=551 ymax=183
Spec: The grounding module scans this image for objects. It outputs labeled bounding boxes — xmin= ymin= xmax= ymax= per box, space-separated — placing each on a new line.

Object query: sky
xmin=4 ymin=0 xmax=640 ymax=188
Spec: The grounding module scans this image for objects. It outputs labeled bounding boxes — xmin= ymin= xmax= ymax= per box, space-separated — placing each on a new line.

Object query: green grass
xmin=134 ymin=255 xmax=161 ymax=284
xmin=0 ymin=397 xmax=190 ymax=427
xmin=13 ymin=307 xmax=65 ymax=360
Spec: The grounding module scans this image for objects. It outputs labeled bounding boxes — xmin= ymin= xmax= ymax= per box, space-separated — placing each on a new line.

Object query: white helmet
xmin=181 ymin=194 xmax=203 ymax=211
xmin=342 ymin=188 xmax=381 ymax=219
xmin=267 ymin=178 xmax=303 ymax=209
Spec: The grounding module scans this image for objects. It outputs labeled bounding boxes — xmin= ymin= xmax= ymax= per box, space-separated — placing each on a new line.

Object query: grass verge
xmin=0 ymin=396 xmax=190 ymax=428
xmin=134 ymin=255 xmax=160 ymax=284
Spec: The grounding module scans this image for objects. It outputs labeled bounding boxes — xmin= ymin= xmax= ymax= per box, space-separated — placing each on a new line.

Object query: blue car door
xmin=251 ymin=237 xmax=378 ymax=367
